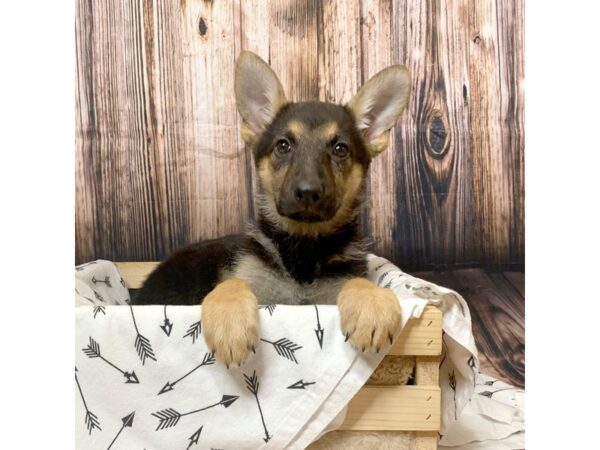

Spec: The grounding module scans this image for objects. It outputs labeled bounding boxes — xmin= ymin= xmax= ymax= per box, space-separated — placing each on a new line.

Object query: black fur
xmin=133 ymin=236 xmax=245 ymax=305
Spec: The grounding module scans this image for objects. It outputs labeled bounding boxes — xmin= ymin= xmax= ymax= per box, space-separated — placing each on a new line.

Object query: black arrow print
xmin=120 ymin=276 xmax=126 ymax=288
xmin=82 ymin=337 xmax=139 ymax=384
xmin=129 ymin=305 xmax=156 ymax=364
xmin=94 ymin=290 xmax=105 ymax=303
xmin=93 ymin=305 xmax=106 ymax=318
xmin=160 ymin=305 xmax=173 ymax=336
xmin=158 ymin=352 xmax=215 ymax=395
xmin=287 ymin=379 xmax=316 ymax=390
xmin=75 ymin=367 xmax=101 ymax=434
xmin=107 ymin=411 xmax=135 ymax=450
xmin=92 ymin=275 xmax=112 ymax=287
xmin=259 ymin=304 xmax=277 ymax=316
xmin=152 ymin=395 xmax=239 ymax=430
xmin=186 ymin=426 xmax=203 ymax=450
xmin=244 ymin=371 xmax=271 ymax=443
xmin=479 ymin=387 xmax=512 ymax=398
xmin=314 ymin=305 xmax=324 ymax=349
xmin=183 ymin=321 xmax=202 ymax=343
xmin=260 ymin=337 xmax=302 ymax=363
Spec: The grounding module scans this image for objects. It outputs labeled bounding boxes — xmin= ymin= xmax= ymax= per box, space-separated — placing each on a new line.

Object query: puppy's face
xmin=234 ymin=52 xmax=411 ymax=236
xmin=255 ymin=102 xmax=369 ymax=226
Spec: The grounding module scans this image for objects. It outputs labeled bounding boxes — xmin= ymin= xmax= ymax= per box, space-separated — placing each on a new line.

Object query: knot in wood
xmin=426 ymin=114 xmax=449 ymax=158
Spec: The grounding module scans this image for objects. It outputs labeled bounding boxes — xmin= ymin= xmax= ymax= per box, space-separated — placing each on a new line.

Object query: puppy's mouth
xmin=276 ymin=202 xmax=338 ymax=223
xmin=285 ymin=210 xmax=330 ymax=223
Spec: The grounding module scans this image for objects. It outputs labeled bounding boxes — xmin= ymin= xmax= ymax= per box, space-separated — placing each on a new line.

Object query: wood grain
xmin=76 ymin=0 xmax=524 ymax=272
xmin=342 ymin=385 xmax=440 ymax=431
xmin=415 ymin=269 xmax=525 ymax=388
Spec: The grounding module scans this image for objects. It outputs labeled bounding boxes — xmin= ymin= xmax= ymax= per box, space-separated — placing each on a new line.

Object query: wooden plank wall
xmin=75 ymin=0 xmax=524 ymax=270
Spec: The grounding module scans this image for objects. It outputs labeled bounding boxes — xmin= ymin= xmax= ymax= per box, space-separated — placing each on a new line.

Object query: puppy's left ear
xmin=348 ymin=65 xmax=411 ymax=157
xmin=235 ymin=51 xmax=287 ymax=145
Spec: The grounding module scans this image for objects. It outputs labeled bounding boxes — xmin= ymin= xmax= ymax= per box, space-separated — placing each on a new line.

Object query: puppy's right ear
xmin=235 ymin=51 xmax=287 ymax=145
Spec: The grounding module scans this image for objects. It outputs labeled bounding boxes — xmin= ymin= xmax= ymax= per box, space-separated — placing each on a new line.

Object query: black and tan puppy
xmin=133 ymin=51 xmax=411 ymax=367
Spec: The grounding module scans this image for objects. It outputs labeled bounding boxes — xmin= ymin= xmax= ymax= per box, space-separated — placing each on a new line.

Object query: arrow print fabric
xmin=76 ymin=257 xmax=482 ymax=449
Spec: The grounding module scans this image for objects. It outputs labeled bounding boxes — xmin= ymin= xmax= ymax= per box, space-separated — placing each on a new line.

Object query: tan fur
xmin=316 ymin=121 xmax=339 ymax=142
xmin=257 ymin=159 xmax=365 ymax=237
xmin=201 ymin=278 xmax=259 ymax=367
xmin=287 ymin=119 xmax=307 ymax=137
xmin=337 ymin=278 xmax=402 ymax=352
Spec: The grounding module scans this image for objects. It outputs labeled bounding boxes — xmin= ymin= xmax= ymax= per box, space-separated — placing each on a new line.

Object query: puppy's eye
xmin=332 ymin=142 xmax=349 ymax=159
xmin=274 ymin=138 xmax=292 ymax=155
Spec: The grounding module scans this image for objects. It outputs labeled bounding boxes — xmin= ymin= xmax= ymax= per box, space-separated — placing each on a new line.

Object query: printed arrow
xmin=107 ymin=411 xmax=135 ymax=450
xmin=93 ymin=305 xmax=106 ymax=318
xmin=287 ymin=379 xmax=316 ymax=390
xmin=183 ymin=321 xmax=201 ymax=343
xmin=75 ymin=367 xmax=101 ymax=434
xmin=92 ymin=275 xmax=112 ymax=287
xmin=479 ymin=387 xmax=512 ymax=398
xmin=186 ymin=426 xmax=203 ymax=450
xmin=129 ymin=304 xmax=156 ymax=364
xmin=244 ymin=371 xmax=271 ymax=443
xmin=94 ymin=290 xmax=105 ymax=303
xmin=314 ymin=305 xmax=324 ymax=349
xmin=260 ymin=337 xmax=302 ymax=363
xmin=259 ymin=304 xmax=277 ymax=316
xmin=82 ymin=336 xmax=139 ymax=384
xmin=160 ymin=305 xmax=173 ymax=336
xmin=152 ymin=395 xmax=239 ymax=430
xmin=158 ymin=352 xmax=215 ymax=395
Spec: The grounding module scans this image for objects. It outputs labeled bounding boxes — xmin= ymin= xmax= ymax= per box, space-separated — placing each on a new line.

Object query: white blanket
xmin=75 ymin=257 xmax=522 ymax=449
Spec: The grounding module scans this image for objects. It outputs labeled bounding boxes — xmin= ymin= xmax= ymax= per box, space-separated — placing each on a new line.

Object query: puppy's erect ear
xmin=235 ymin=51 xmax=287 ymax=145
xmin=348 ymin=65 xmax=411 ymax=157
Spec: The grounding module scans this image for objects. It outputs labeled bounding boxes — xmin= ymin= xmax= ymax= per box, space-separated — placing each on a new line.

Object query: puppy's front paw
xmin=201 ymin=278 xmax=259 ymax=368
xmin=337 ymin=278 xmax=401 ymax=353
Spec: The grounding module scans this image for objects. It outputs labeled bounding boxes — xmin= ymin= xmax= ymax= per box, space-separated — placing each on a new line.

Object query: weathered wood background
xmin=75 ymin=0 xmax=524 ymax=270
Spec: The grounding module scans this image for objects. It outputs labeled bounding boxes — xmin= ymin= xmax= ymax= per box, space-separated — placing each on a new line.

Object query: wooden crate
xmin=116 ymin=262 xmax=441 ymax=449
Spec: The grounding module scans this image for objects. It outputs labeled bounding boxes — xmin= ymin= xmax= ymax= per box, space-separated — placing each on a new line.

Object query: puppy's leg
xmin=337 ymin=278 xmax=401 ymax=352
xmin=201 ymin=278 xmax=259 ymax=367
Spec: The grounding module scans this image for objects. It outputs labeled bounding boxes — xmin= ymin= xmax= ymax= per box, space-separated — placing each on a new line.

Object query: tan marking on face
xmin=315 ymin=121 xmax=339 ymax=142
xmin=256 ymin=161 xmax=365 ymax=237
xmin=201 ymin=278 xmax=259 ymax=367
xmin=287 ymin=120 xmax=307 ymax=137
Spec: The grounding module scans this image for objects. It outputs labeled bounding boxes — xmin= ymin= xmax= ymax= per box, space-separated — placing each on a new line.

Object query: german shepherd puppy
xmin=133 ymin=51 xmax=411 ymax=368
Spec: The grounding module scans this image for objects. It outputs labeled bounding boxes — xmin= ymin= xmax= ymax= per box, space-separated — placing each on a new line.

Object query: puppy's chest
xmin=228 ymin=254 xmax=352 ymax=305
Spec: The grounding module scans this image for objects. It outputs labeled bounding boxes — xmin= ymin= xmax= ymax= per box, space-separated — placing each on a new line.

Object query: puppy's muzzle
xmin=278 ymin=178 xmax=336 ymax=222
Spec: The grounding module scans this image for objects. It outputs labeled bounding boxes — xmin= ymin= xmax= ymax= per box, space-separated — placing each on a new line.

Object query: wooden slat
xmin=115 ymin=262 xmax=159 ymax=289
xmin=389 ymin=307 xmax=442 ymax=356
xmin=341 ymin=385 xmax=440 ymax=431
xmin=415 ymin=356 xmax=441 ymax=449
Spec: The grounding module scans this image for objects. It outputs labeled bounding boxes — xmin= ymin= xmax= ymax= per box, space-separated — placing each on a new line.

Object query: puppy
xmin=133 ymin=51 xmax=411 ymax=367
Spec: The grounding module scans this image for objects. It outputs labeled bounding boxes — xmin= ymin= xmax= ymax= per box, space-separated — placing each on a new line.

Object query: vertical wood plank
xmin=391 ymin=0 xmax=474 ymax=269
xmin=415 ymin=355 xmax=440 ymax=450
xmin=359 ymin=0 xmax=397 ymax=258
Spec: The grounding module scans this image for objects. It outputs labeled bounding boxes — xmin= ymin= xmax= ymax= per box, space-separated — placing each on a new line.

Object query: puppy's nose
xmin=294 ymin=182 xmax=322 ymax=206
